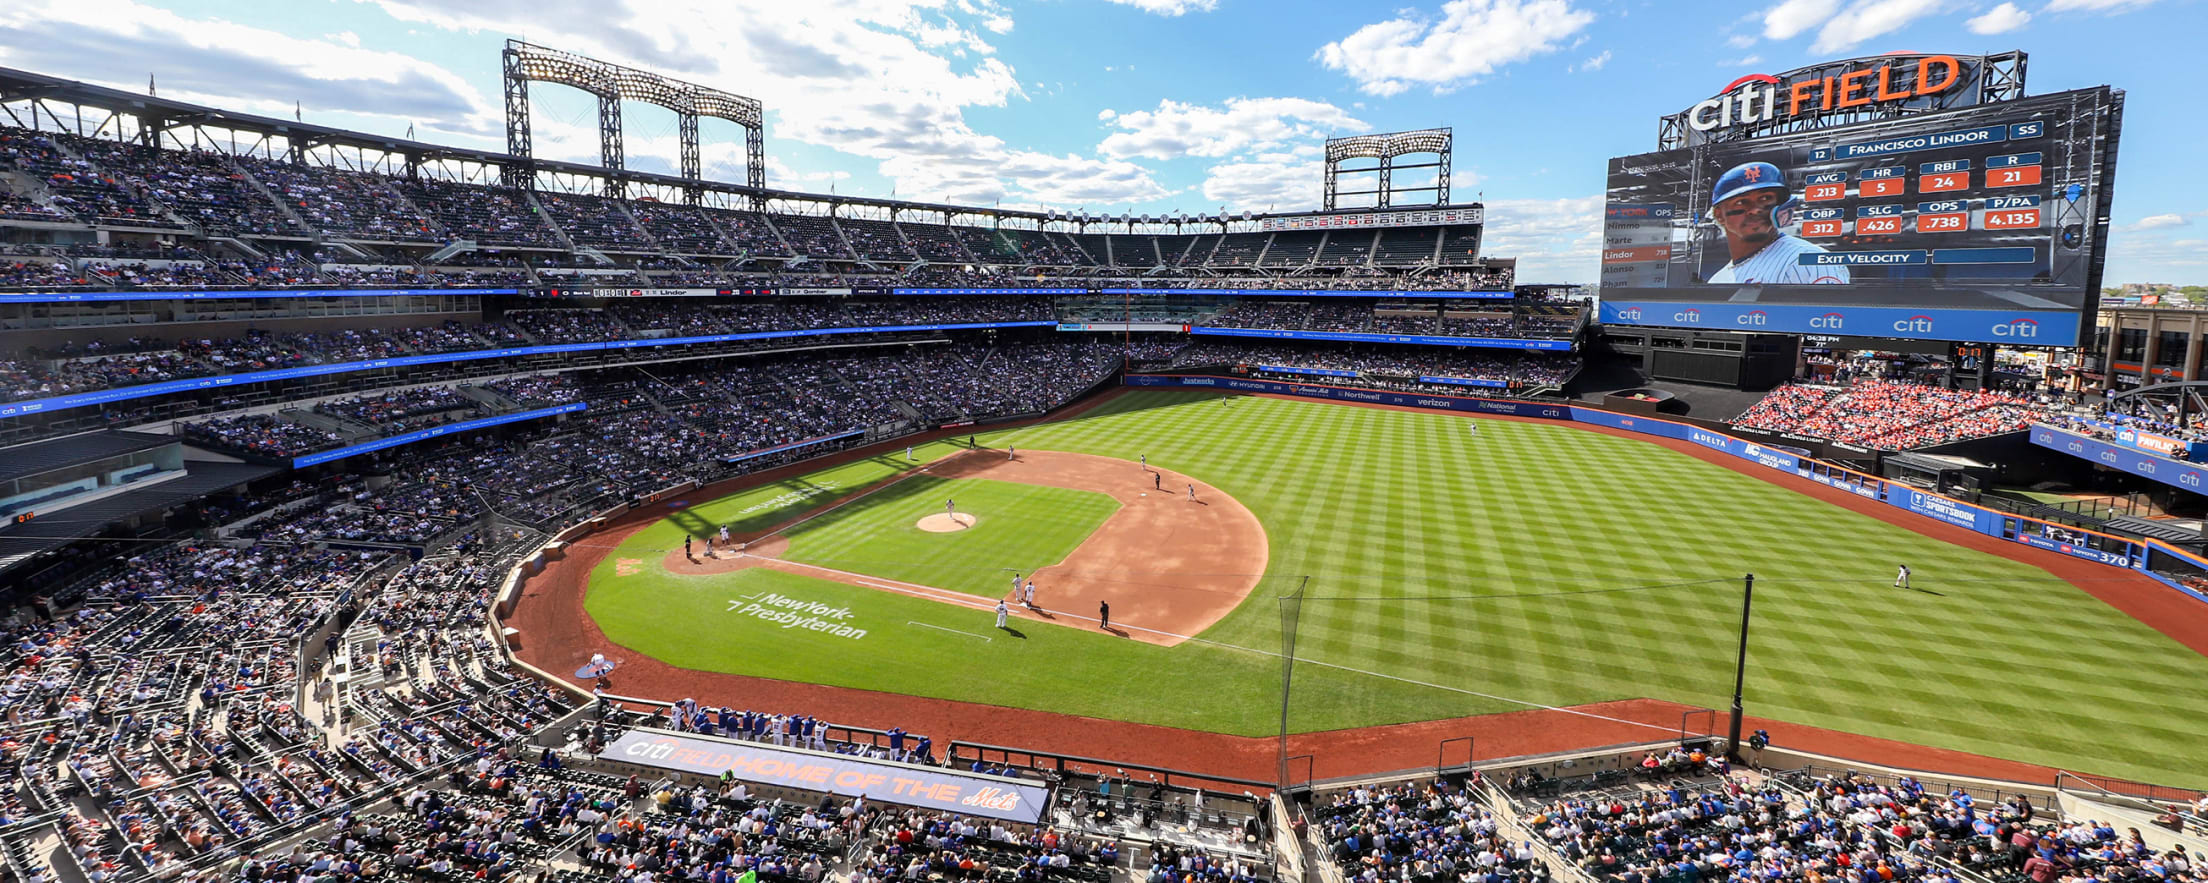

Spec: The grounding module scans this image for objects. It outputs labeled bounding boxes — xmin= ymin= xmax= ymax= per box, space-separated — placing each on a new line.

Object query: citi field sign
xmin=1687 ymin=54 xmax=1966 ymax=132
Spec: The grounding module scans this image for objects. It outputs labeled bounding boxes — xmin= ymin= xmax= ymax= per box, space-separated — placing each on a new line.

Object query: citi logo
xmin=1990 ymin=318 xmax=2040 ymax=338
xmin=2099 ymin=451 xmax=2119 ymax=463
xmin=1737 ymin=310 xmax=1768 ymax=326
xmin=1675 ymin=309 xmax=1703 ymax=323
xmin=2140 ymin=461 xmax=2157 ymax=474
xmin=1809 ymin=312 xmax=1845 ymax=329
xmin=1892 ymin=315 xmax=1935 ymax=333
xmin=2066 ymin=442 xmax=2085 ymax=453
xmin=1617 ymin=307 xmax=1643 ymax=320
xmin=2185 ymin=472 xmax=2203 ymax=488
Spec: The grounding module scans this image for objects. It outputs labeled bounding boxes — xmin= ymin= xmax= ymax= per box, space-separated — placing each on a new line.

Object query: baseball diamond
xmin=517 ymin=388 xmax=2208 ymax=788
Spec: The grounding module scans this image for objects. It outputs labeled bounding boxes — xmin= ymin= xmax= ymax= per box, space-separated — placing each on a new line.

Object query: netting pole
xmin=1277 ymin=576 xmax=1307 ymax=792
xmin=1725 ymin=573 xmax=1755 ymax=760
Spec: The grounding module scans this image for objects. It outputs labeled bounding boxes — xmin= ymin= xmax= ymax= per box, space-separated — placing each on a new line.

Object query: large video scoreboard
xmin=1600 ymin=56 xmax=2121 ymax=346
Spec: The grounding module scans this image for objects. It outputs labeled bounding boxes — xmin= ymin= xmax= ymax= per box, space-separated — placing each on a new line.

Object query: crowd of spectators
xmin=1319 ymin=779 xmax=1544 ymax=883
xmin=1735 ymin=381 xmax=2041 ymax=449
xmin=1170 ymin=343 xmax=1578 ymax=392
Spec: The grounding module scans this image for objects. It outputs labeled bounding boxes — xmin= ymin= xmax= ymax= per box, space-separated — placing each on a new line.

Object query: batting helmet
xmin=1706 ymin=161 xmax=1798 ymax=228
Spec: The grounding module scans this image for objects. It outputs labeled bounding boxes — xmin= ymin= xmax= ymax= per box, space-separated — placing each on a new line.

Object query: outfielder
xmin=1894 ymin=564 xmax=1910 ymax=589
xmin=1704 ymin=161 xmax=1849 ymax=285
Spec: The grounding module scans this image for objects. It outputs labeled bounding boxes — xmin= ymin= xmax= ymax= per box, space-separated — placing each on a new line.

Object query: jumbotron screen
xmin=1600 ymin=86 xmax=2122 ymax=345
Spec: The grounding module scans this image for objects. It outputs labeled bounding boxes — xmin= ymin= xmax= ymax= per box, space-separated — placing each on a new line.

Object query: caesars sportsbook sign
xmin=601 ymin=730 xmax=1047 ymax=823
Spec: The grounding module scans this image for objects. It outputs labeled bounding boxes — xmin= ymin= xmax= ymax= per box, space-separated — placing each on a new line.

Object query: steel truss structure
xmin=1323 ymin=128 xmax=1452 ymax=210
xmin=0 ymin=64 xmax=1480 ymax=237
xmin=501 ymin=40 xmax=764 ymax=201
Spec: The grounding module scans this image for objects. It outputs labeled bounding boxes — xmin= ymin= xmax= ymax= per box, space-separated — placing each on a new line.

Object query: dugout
xmin=1882 ymin=452 xmax=1997 ymax=498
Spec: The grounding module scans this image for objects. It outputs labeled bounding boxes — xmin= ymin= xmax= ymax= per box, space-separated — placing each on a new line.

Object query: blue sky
xmin=0 ymin=0 xmax=2197 ymax=283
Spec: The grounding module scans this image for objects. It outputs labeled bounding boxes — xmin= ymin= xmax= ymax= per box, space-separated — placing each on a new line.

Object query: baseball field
xmin=566 ymin=389 xmax=2208 ymax=786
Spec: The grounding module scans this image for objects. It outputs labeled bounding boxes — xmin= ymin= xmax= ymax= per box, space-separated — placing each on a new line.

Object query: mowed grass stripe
xmin=584 ymin=390 xmax=2208 ymax=786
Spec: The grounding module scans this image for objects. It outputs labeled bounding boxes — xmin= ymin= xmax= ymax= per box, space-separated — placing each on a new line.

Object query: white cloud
xmin=1315 ymin=0 xmax=1596 ymax=96
xmin=1100 ymin=0 xmax=1218 ymax=15
xmin=1573 ymin=49 xmax=1612 ymax=72
xmin=1097 ymin=97 xmax=1366 ymax=162
xmin=2045 ymin=0 xmax=2158 ymax=9
xmin=1726 ymin=33 xmax=1758 ymax=47
xmin=1721 ymin=54 xmax=1765 ymax=66
xmin=1966 ymin=1 xmax=2031 ymax=31
xmin=356 ymin=0 xmax=1170 ymax=206
xmin=1761 ymin=0 xmax=1841 ymax=38
xmin=1479 ymin=195 xmax=1605 ymax=281
xmin=0 ymin=0 xmax=496 ymax=134
xmin=2123 ymin=214 xmax=2191 ymax=232
xmin=1810 ymin=0 xmax=1948 ymax=54
xmin=1200 ymin=159 xmax=1323 ymax=212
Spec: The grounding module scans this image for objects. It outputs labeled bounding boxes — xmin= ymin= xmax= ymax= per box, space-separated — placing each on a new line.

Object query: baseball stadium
xmin=0 ymin=21 xmax=2203 ymax=883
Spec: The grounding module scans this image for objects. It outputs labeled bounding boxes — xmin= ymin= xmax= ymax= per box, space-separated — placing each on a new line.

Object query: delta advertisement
xmin=1128 ymin=375 xmax=2154 ymax=573
xmin=599 ymin=731 xmax=1046 ymax=824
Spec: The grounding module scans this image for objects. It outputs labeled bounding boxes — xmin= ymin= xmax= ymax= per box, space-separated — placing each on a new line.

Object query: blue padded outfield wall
xmin=1126 ymin=374 xmax=2178 ymax=581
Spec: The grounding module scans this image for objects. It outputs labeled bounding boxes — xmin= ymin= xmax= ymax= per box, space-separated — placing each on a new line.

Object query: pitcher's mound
xmin=917 ymin=513 xmax=977 ymax=532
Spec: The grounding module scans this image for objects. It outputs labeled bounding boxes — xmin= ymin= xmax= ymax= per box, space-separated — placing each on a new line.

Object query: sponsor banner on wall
xmin=293 ymin=402 xmax=586 ymax=468
xmin=600 ymin=730 xmax=1046 ymax=823
xmin=1881 ymin=483 xmax=2002 ymax=535
xmin=0 ymin=287 xmax=518 ymax=304
xmin=0 ymin=322 xmax=1056 ymax=420
xmin=2030 ymin=424 xmax=2208 ymax=495
xmin=1190 ymin=326 xmax=1573 ymax=351
xmin=2014 ymin=533 xmax=2134 ymax=567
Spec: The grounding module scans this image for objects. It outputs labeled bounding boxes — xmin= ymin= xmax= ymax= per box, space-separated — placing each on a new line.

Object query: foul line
xmin=907 ymin=621 xmax=993 ymax=642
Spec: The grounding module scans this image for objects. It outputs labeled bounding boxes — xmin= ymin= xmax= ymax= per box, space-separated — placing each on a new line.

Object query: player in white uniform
xmin=995 ymin=599 xmax=1009 ymax=629
xmin=1705 ymin=161 xmax=1850 ymax=285
xmin=1022 ymin=579 xmax=1036 ymax=607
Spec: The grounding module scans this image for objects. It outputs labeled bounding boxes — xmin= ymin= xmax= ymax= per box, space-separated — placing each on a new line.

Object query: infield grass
xmin=585 ymin=390 xmax=2208 ymax=786
xmin=779 ymin=477 xmax=1119 ymax=597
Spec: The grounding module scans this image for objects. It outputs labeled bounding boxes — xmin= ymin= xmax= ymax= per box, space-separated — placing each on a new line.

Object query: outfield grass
xmin=584 ymin=391 xmax=2208 ymax=786
xmin=779 ymin=477 xmax=1120 ymax=597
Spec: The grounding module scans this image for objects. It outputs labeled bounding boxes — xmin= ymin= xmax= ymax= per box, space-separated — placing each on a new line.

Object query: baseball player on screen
xmin=1705 ymin=161 xmax=1849 ymax=285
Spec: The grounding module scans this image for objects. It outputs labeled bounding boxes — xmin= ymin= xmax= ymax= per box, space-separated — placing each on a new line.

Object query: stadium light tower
xmin=500 ymin=40 xmax=765 ymax=202
xmin=1323 ymin=128 xmax=1452 ymax=210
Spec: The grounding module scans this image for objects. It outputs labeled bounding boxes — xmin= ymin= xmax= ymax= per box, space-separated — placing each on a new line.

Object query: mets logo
xmin=1742 ymin=164 xmax=1765 ymax=182
xmin=1990 ymin=318 xmax=2041 ymax=338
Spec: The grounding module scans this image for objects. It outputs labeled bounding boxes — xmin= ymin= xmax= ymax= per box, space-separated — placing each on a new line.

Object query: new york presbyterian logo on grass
xmin=729 ymin=592 xmax=868 ymax=640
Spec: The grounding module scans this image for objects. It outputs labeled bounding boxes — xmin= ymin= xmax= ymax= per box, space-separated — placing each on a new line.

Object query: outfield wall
xmin=1128 ymin=374 xmax=2186 ymax=589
